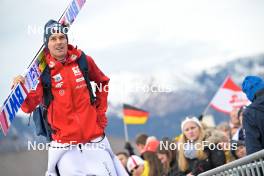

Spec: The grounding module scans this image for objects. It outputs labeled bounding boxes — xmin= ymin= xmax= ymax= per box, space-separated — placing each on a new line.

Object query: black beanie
xmin=43 ymin=19 xmax=68 ymax=48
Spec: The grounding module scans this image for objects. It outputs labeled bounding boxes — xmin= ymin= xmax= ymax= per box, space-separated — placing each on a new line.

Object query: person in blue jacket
xmin=242 ymin=75 xmax=264 ymax=155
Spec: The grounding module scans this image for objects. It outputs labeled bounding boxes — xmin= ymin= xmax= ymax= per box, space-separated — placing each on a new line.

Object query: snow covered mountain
xmin=106 ymin=53 xmax=264 ymax=139
xmin=108 ymin=54 xmax=264 ymax=118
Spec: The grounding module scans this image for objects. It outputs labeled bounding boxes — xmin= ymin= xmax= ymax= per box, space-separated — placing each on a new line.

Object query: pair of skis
xmin=0 ymin=0 xmax=87 ymax=135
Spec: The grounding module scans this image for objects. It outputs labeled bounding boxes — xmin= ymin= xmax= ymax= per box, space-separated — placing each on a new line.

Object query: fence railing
xmin=198 ymin=149 xmax=264 ymax=176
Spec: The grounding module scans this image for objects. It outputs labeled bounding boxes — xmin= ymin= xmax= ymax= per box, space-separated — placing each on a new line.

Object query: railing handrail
xmin=198 ymin=149 xmax=264 ymax=176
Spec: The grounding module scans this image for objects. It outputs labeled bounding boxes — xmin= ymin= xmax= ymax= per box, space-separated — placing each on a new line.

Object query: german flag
xmin=123 ymin=104 xmax=149 ymax=125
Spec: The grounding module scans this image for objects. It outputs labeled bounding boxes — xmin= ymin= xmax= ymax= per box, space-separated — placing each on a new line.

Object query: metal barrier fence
xmin=198 ymin=149 xmax=264 ymax=176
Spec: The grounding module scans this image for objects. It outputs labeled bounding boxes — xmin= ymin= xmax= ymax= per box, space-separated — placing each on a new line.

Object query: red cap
xmin=142 ymin=139 xmax=160 ymax=153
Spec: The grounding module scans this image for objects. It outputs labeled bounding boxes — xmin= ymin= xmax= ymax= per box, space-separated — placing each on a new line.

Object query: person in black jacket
xmin=242 ymin=75 xmax=264 ymax=155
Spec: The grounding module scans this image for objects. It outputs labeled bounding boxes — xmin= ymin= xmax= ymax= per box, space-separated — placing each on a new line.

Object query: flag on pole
xmin=123 ymin=104 xmax=149 ymax=125
xmin=210 ymin=76 xmax=250 ymax=114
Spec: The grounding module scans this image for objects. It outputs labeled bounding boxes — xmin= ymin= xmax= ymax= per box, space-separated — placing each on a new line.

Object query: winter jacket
xmin=243 ymin=91 xmax=264 ymax=155
xmin=21 ymin=45 xmax=110 ymax=144
xmin=176 ymin=148 xmax=225 ymax=176
xmin=176 ymin=132 xmax=226 ymax=176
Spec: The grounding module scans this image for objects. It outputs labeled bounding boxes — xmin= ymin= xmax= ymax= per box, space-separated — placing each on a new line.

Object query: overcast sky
xmin=1 ymin=0 xmax=264 ymax=104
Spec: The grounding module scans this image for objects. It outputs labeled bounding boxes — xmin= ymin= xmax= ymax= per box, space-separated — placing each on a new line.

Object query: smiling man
xmin=13 ymin=19 xmax=128 ymax=176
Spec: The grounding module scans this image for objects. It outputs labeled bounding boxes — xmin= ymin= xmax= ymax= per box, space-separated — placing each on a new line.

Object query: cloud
xmin=1 ymin=0 xmax=264 ymax=104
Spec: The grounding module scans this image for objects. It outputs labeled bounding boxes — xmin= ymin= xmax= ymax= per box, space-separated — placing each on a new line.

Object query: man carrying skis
xmin=13 ymin=20 xmax=128 ymax=176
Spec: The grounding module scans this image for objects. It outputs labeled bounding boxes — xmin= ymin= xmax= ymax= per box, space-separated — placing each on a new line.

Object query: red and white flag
xmin=210 ymin=76 xmax=250 ymax=114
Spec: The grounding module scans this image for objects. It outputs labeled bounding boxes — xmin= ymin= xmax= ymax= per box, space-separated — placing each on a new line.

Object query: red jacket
xmin=21 ymin=45 xmax=110 ymax=144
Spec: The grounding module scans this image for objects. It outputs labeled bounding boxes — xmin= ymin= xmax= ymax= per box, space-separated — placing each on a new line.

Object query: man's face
xmin=48 ymin=33 xmax=67 ymax=60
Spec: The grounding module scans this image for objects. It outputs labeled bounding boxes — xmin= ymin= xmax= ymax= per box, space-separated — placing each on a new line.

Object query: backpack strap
xmin=41 ymin=66 xmax=54 ymax=108
xmin=39 ymin=66 xmax=54 ymax=141
xmin=77 ymin=52 xmax=96 ymax=105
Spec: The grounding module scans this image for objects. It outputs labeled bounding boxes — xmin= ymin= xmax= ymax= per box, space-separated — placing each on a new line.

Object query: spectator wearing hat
xmin=141 ymin=136 xmax=164 ymax=176
xmin=242 ymin=75 xmax=264 ymax=154
xmin=177 ymin=117 xmax=226 ymax=176
xmin=127 ymin=155 xmax=148 ymax=176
